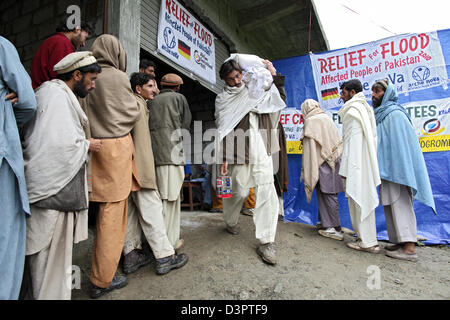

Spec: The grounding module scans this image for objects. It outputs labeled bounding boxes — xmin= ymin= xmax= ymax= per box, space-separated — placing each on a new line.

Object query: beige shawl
xmin=22 ymin=79 xmax=90 ymax=203
xmin=132 ymin=93 xmax=157 ymax=190
xmin=300 ymin=99 xmax=343 ymax=202
xmin=83 ymin=34 xmax=140 ymax=139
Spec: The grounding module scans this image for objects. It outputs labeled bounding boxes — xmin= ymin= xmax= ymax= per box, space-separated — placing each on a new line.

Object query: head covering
xmin=91 ymin=34 xmax=127 ymax=72
xmin=374 ymin=83 xmax=436 ymax=214
xmin=161 ymin=73 xmax=183 ymax=86
xmin=300 ymin=99 xmax=343 ymax=202
xmin=374 ymin=82 xmax=411 ymax=124
xmin=53 ymin=51 xmax=97 ymax=74
xmin=81 ymin=35 xmax=140 ymax=139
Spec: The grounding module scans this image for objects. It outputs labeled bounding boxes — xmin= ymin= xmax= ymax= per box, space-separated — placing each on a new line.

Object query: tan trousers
xmin=28 ymin=211 xmax=75 ymax=300
xmin=90 ymin=200 xmax=129 ymax=288
xmin=348 ymin=198 xmax=379 ymax=248
xmin=123 ymin=189 xmax=175 ymax=259
xmin=162 ymin=197 xmax=181 ymax=248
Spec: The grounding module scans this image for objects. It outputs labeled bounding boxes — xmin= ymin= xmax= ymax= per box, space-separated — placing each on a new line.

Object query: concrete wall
xmin=0 ymin=0 xmax=104 ymax=72
xmin=182 ymin=0 xmax=265 ymax=56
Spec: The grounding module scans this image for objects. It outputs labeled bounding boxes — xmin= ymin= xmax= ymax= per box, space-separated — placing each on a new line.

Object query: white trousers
xmin=123 ymin=189 xmax=175 ymax=259
xmin=348 ymin=198 xmax=378 ymax=248
xmin=380 ymin=180 xmax=417 ymax=244
xmin=223 ymin=164 xmax=279 ymax=245
xmin=27 ymin=210 xmax=75 ymax=300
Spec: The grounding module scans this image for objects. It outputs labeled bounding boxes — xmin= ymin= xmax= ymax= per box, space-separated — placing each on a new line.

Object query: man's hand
xmin=262 ymin=59 xmax=277 ymax=76
xmin=88 ymin=139 xmax=102 ymax=153
xmin=221 ymin=162 xmax=229 ymax=176
xmin=6 ymin=92 xmax=18 ymax=105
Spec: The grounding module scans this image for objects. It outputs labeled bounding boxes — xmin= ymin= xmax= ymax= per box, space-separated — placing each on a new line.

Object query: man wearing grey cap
xmin=22 ymin=52 xmax=102 ymax=300
xmin=149 ymin=73 xmax=192 ymax=251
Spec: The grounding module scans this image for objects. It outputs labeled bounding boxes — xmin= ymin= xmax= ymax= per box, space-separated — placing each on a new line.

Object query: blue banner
xmin=274 ymin=28 xmax=450 ymax=245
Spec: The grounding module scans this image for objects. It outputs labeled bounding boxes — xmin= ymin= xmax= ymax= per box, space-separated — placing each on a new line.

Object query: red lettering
xmin=327 ymin=56 xmax=336 ymax=72
xmin=348 ymin=51 xmax=358 ymax=67
xmin=380 ymin=42 xmax=389 ymax=59
xmin=419 ymin=33 xmax=430 ymax=49
xmin=390 ymin=41 xmax=399 ymax=56
xmin=293 ymin=114 xmax=300 ymax=125
xmin=357 ymin=49 xmax=366 ymax=65
xmin=399 ymin=38 xmax=408 ymax=53
xmin=410 ymin=36 xmax=418 ymax=51
xmin=319 ymin=58 xmax=328 ymax=73
xmin=336 ymin=54 xmax=344 ymax=70
xmin=166 ymin=0 xmax=172 ymax=13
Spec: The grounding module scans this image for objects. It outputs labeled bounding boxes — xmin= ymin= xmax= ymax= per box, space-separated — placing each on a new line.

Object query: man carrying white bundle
xmin=215 ymin=54 xmax=286 ymax=265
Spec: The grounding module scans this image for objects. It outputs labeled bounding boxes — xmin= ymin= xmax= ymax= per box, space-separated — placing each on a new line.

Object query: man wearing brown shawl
xmin=82 ymin=34 xmax=141 ymax=299
xmin=123 ymin=72 xmax=189 ymax=276
xmin=300 ymin=99 xmax=345 ymax=241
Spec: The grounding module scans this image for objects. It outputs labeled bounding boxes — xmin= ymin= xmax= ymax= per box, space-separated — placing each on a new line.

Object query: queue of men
xmin=0 ymin=15 xmax=436 ymax=301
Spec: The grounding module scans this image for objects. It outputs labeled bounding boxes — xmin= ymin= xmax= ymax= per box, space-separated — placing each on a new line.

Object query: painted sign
xmin=158 ymin=0 xmax=216 ymax=84
xmin=311 ymin=31 xmax=448 ymax=111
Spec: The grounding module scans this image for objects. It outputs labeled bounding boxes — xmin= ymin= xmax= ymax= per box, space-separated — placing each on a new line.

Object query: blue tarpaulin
xmin=274 ymin=28 xmax=450 ymax=245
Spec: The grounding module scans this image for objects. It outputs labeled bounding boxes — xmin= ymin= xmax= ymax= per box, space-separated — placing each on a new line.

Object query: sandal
xmin=346 ymin=241 xmax=380 ymax=254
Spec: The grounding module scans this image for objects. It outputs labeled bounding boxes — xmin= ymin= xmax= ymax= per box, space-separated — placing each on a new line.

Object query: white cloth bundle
xmin=216 ymin=54 xmax=286 ymax=144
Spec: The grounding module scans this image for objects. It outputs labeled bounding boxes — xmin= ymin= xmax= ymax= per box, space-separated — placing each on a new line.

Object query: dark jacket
xmin=149 ymin=88 xmax=192 ymax=166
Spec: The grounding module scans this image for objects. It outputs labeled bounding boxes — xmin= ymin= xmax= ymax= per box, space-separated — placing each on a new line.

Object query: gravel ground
xmin=72 ymin=210 xmax=450 ymax=300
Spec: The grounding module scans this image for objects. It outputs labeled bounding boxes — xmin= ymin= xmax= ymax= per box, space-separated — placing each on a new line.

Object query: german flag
xmin=178 ymin=40 xmax=191 ymax=60
xmin=321 ymin=88 xmax=339 ymax=101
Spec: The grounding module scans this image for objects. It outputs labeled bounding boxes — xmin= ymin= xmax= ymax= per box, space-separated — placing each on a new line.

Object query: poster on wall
xmin=310 ymin=31 xmax=448 ymax=111
xmin=280 ymin=108 xmax=304 ymax=154
xmin=157 ymin=0 xmax=216 ymax=84
xmin=405 ymin=97 xmax=450 ymax=153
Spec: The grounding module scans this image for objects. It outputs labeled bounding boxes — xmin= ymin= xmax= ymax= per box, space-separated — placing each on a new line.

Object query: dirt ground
xmin=72 ymin=210 xmax=449 ymax=300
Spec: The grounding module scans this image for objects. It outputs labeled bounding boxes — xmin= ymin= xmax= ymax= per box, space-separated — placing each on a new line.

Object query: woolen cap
xmin=161 ymin=73 xmax=183 ymax=86
xmin=53 ymin=51 xmax=97 ymax=74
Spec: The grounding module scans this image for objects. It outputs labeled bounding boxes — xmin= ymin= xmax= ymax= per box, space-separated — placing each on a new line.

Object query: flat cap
xmin=161 ymin=73 xmax=183 ymax=86
xmin=53 ymin=51 xmax=97 ymax=74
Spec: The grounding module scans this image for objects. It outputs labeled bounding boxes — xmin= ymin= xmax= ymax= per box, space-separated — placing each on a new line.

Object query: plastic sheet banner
xmin=274 ymin=28 xmax=450 ymax=245
xmin=157 ymin=0 xmax=216 ymax=84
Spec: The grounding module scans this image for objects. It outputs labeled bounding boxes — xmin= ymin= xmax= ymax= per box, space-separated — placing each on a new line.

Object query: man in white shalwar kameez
xmin=22 ymin=52 xmax=102 ymax=300
xmin=216 ymin=55 xmax=286 ymax=265
xmin=338 ymin=79 xmax=381 ymax=253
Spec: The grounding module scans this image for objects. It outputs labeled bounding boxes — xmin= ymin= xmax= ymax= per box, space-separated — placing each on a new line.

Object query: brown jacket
xmin=131 ymin=94 xmax=158 ymax=190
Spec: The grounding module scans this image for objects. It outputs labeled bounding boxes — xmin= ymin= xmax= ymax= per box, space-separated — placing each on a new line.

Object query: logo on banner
xmin=178 ymin=40 xmax=191 ymax=60
xmin=164 ymin=27 xmax=177 ymax=49
xmin=194 ymin=50 xmax=201 ymax=64
xmin=412 ymin=66 xmax=431 ymax=82
xmin=422 ymin=118 xmax=445 ymax=136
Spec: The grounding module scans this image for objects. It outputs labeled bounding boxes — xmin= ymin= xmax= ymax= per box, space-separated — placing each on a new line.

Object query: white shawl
xmin=215 ymin=54 xmax=286 ymax=144
xmin=338 ymin=92 xmax=381 ymax=221
xmin=23 ymin=79 xmax=90 ymax=203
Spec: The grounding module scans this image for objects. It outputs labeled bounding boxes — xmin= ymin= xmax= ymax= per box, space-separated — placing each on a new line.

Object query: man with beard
xmin=31 ymin=14 xmax=93 ymax=90
xmin=371 ymin=79 xmax=436 ymax=262
xmin=216 ymin=56 xmax=286 ymax=265
xmin=122 ymin=72 xmax=189 ymax=275
xmin=22 ymin=52 xmax=102 ymax=300
xmin=338 ymin=79 xmax=381 ymax=254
